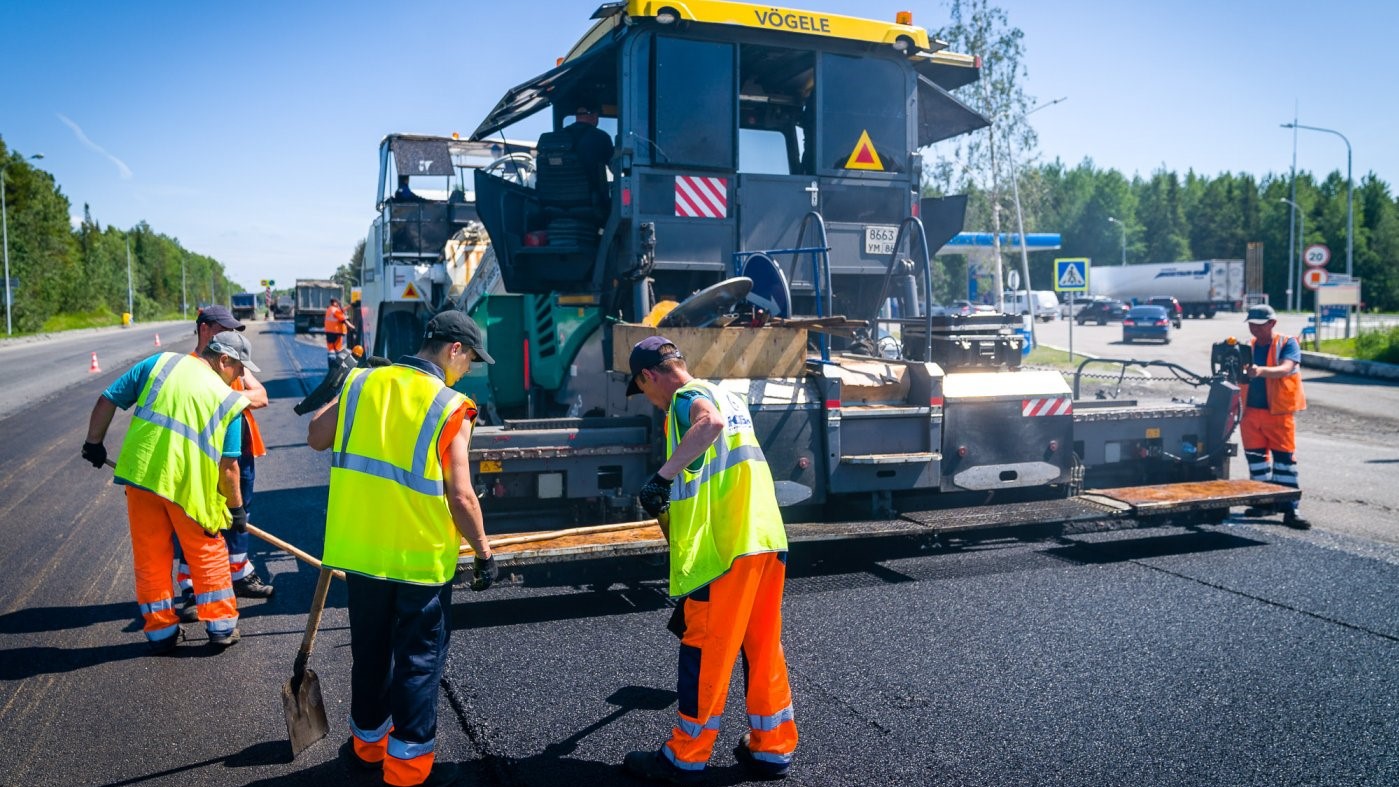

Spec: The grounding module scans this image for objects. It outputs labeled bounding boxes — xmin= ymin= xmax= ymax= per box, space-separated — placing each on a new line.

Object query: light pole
xmin=1004 ymin=96 xmax=1068 ymax=344
xmin=2 ymin=152 xmax=44 ymax=335
xmin=1107 ymin=216 xmax=1127 ymax=265
xmin=1280 ymin=198 xmax=1304 ymax=311
xmin=1282 ymin=122 xmax=1352 ymax=334
xmin=125 ymin=237 xmax=134 ymax=323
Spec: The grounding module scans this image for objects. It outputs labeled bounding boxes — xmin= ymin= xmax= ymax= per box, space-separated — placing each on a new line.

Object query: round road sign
xmin=1304 ymin=243 xmax=1331 ymax=268
xmin=1303 ymin=267 xmax=1329 ymax=290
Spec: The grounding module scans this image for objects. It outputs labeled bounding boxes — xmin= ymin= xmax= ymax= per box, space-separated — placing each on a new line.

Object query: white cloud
xmin=57 ymin=114 xmax=133 ymax=180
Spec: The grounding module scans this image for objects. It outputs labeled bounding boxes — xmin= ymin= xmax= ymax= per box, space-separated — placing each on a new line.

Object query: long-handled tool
xmin=282 ymin=566 xmax=332 ymax=756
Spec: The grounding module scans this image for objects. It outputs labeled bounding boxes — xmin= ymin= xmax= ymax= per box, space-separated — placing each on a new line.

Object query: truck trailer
xmin=329 ymin=1 xmax=1292 ymax=571
xmin=230 ymin=292 xmax=258 ymax=321
xmin=293 ymin=279 xmax=341 ymax=334
xmin=1089 ymin=260 xmax=1244 ymax=318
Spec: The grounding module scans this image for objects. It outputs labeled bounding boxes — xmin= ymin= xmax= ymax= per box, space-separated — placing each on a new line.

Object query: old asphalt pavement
xmin=0 ymin=321 xmax=1395 ymax=786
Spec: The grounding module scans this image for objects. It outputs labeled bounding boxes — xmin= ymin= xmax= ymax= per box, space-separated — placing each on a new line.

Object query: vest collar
xmin=394 ymin=355 xmax=445 ymax=382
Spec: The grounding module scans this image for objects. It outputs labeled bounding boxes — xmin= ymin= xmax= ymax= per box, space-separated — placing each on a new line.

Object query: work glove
xmin=638 ymin=472 xmax=673 ymax=518
xmin=470 ymin=555 xmax=498 ymax=592
xmin=228 ymin=506 xmax=248 ymax=534
xmin=81 ymin=441 xmax=107 ymax=468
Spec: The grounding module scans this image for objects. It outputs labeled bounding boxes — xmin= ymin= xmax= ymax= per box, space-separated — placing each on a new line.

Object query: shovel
xmin=282 ymin=566 xmax=333 ymax=756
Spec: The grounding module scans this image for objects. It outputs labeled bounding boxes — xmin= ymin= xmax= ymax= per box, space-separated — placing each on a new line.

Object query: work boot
xmin=416 ymin=761 xmax=460 ymax=787
xmin=733 ymin=732 xmax=791 ymax=780
xmin=1283 ymin=511 xmax=1313 ymax=530
xmin=622 ymin=750 xmax=702 ymax=786
xmin=234 ymin=573 xmax=275 ymax=599
xmin=1242 ymin=506 xmax=1274 ymax=518
xmin=177 ymin=590 xmax=199 ymax=623
xmin=209 ymin=627 xmax=241 ymax=649
xmin=147 ymin=627 xmax=184 ymax=656
xmin=338 ymin=739 xmax=382 ymax=773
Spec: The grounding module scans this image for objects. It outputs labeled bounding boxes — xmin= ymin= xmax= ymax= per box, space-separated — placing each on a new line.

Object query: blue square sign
xmin=1054 ymin=258 xmax=1089 ymax=293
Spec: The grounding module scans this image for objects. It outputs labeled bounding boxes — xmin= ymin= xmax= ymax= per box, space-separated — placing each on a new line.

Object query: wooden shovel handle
xmin=292 ymin=566 xmax=333 ymax=687
xmin=458 ymin=519 xmax=661 ymax=555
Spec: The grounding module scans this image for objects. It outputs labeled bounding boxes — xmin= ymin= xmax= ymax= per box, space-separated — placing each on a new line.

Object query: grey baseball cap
xmin=207 ymin=330 xmax=261 ymax=372
xmin=1245 ymin=304 xmax=1278 ymax=324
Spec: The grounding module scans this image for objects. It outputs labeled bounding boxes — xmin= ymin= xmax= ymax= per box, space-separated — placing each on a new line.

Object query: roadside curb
xmin=1300 ymin=350 xmax=1399 ymax=382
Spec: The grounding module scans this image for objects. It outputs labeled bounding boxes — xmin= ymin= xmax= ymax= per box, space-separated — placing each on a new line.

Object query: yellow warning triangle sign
xmin=401 ymin=281 xmax=420 ymax=300
xmin=844 ymin=129 xmax=884 ymax=171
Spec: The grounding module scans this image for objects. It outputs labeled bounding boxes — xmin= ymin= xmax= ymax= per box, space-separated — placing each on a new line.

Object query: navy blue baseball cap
xmin=626 ymin=335 xmax=682 ymax=396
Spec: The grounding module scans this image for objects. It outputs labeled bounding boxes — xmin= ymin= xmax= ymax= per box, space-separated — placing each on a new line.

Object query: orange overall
xmin=1241 ymin=332 xmax=1306 ymax=507
xmin=130 ymin=487 xmax=237 ymax=642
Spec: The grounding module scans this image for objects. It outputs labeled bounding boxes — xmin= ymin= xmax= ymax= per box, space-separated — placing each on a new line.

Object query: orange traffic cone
xmin=89 ymin=352 xmax=102 ymax=374
xmin=154 ymin=333 xmax=161 ymax=348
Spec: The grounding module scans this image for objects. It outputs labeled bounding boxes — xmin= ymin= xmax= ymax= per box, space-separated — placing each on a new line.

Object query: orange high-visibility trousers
xmin=127 ymin=486 xmax=237 ymax=643
xmin=663 ymin=551 xmax=797 ymax=773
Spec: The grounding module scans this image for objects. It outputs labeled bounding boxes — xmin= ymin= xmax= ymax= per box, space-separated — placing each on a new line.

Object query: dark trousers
xmin=345 ymin=573 xmax=453 ymax=749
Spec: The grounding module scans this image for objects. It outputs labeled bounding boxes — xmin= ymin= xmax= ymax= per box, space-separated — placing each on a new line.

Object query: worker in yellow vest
xmin=621 ymin=336 xmax=797 ymax=784
xmin=82 ymin=331 xmax=256 ymax=654
xmin=307 ymin=310 xmax=496 ymax=787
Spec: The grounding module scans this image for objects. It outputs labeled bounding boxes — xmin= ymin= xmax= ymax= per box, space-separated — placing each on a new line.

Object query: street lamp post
xmin=1005 ymin=96 xmax=1068 ymax=346
xmin=1280 ymin=198 xmax=1304 ymax=311
xmin=1281 ymin=122 xmax=1352 ymax=335
xmin=125 ymin=238 xmax=134 ymax=323
xmin=1107 ymin=216 xmax=1127 ymax=265
xmin=2 ymin=152 xmax=45 ymax=335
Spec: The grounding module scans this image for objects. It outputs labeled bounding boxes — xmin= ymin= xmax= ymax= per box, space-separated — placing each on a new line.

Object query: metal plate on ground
xmin=1083 ymin=479 xmax=1299 ymax=513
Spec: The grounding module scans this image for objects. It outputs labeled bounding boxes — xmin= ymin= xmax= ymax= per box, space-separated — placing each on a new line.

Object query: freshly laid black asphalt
xmin=0 ymin=321 xmax=1395 ymax=786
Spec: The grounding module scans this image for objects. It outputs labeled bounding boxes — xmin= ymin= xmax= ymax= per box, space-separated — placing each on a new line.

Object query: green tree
xmin=1135 ymin=169 xmax=1191 ymax=263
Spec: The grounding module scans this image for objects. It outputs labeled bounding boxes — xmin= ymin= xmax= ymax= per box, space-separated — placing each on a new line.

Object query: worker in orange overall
xmin=172 ymin=306 xmax=274 ymax=619
xmin=82 ymin=331 xmax=258 ymax=653
xmin=1239 ymin=304 xmax=1310 ymax=529
xmin=325 ymin=297 xmax=355 ymax=369
xmin=622 ymin=336 xmax=797 ymax=784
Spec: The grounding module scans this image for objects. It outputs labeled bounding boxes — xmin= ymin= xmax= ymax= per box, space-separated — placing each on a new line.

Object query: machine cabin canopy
xmin=377 ymin=134 xmax=533 ymax=206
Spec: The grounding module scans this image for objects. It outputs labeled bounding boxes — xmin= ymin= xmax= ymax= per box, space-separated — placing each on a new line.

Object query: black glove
xmin=228 ymin=506 xmax=248 ymax=534
xmin=81 ymin=441 xmax=107 ymax=468
xmin=638 ymin=472 xmax=673 ymax=518
xmin=471 ymin=555 xmax=498 ymax=592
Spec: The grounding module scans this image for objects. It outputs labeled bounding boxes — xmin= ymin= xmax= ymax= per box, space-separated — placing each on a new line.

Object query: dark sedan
xmin=1122 ymin=305 xmax=1172 ymax=343
xmin=1076 ymin=298 xmax=1129 ymax=325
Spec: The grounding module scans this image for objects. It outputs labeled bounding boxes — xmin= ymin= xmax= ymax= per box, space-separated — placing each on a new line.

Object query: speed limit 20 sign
xmin=1304 ymin=243 xmax=1331 ymax=268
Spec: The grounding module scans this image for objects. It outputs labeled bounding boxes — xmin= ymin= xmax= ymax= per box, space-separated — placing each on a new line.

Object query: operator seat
xmin=533 ymin=130 xmax=607 ymax=248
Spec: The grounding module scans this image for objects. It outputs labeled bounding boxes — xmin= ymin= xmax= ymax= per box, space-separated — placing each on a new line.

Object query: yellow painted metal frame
xmin=624 ymin=0 xmax=933 ymax=52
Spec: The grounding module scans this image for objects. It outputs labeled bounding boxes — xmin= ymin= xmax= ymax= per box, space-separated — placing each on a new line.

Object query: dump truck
xmin=1089 ymin=260 xmax=1245 ymax=318
xmin=335 ymin=1 xmax=1293 ymax=573
xmin=293 ymin=279 xmax=341 ymax=334
xmin=230 ymin=292 xmax=258 ymax=321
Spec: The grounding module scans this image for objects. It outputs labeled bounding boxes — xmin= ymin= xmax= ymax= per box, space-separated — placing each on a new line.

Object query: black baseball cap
xmin=195 ymin=305 xmax=245 ymax=331
xmin=626 ymin=335 xmax=682 ymax=396
xmin=1245 ymin=304 xmax=1277 ymax=324
xmin=424 ymin=310 xmax=494 ymax=364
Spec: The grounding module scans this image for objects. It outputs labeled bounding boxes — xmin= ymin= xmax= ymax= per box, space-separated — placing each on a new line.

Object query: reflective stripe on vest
xmin=664 ymin=379 xmax=786 ymax=597
xmin=115 ymin=353 xmax=249 ymax=533
xmin=324 ymin=365 xmax=471 ymax=585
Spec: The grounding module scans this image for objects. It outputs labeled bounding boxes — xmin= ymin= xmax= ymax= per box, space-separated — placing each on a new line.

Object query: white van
xmin=1003 ymin=290 xmax=1060 ymax=322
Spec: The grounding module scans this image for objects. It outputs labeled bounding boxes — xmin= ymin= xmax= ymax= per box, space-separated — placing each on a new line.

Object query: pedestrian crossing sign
xmin=1054 ymin=258 xmax=1089 ymax=293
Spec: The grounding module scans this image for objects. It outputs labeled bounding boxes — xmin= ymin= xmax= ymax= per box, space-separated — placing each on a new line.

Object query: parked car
xmin=1145 ymin=296 xmax=1184 ymax=328
xmin=1122 ymin=305 xmax=1172 ymax=343
xmin=1076 ymin=298 xmax=1129 ymax=325
xmin=948 ymin=299 xmax=976 ymax=317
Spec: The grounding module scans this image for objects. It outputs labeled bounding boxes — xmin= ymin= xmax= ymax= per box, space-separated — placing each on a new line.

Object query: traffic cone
xmin=89 ymin=352 xmax=102 ymax=374
xmin=154 ymin=333 xmax=161 ymax=348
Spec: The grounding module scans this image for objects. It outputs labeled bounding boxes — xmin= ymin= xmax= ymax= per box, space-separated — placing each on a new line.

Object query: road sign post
xmin=1054 ymin=258 xmax=1090 ymax=362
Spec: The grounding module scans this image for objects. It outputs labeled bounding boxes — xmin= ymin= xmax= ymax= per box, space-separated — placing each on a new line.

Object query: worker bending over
xmin=308 ymin=310 xmax=497 ymax=787
xmin=82 ymin=331 xmax=258 ymax=653
xmin=622 ymin=336 xmax=798 ymax=784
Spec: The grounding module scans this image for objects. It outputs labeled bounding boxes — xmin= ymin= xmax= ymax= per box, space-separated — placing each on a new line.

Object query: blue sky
xmin=1 ymin=0 xmax=1392 ymax=289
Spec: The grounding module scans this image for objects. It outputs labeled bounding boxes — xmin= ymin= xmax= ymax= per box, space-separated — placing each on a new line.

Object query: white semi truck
xmin=1089 ymin=260 xmax=1244 ymax=318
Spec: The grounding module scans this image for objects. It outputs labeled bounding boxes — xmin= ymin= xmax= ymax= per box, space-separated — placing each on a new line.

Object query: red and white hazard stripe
xmin=1022 ymin=397 xmax=1072 ymax=417
xmin=674 ymin=176 xmax=728 ymax=218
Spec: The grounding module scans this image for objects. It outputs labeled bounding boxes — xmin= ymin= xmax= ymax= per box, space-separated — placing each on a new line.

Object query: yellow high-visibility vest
xmin=665 ymin=379 xmax=786 ymax=597
xmin=324 ymin=364 xmax=472 ymax=585
xmin=115 ymin=353 xmax=248 ymax=534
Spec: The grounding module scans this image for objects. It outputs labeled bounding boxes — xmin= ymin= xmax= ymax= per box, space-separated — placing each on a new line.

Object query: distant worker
xmin=324 ymin=297 xmax=355 ymax=369
xmin=622 ymin=336 xmax=797 ymax=783
xmin=563 ymin=100 xmax=615 ymax=209
xmin=307 ymin=310 xmax=499 ymax=787
xmin=173 ymin=306 xmax=274 ymax=621
xmin=1240 ymin=304 xmax=1310 ymax=528
xmin=82 ymin=331 xmax=259 ymax=653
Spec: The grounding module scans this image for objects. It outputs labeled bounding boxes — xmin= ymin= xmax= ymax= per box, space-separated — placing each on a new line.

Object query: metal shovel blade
xmin=282 ymin=667 xmax=329 ymax=757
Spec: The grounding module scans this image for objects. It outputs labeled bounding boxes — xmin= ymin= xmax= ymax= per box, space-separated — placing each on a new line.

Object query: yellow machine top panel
xmin=617 ymin=0 xmax=934 ymax=53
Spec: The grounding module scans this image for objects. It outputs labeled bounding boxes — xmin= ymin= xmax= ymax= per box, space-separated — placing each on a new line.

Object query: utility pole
xmin=1108 ymin=216 xmax=1127 ymax=265
xmin=125 ymin=237 xmax=134 ymax=322
xmin=1286 ymin=104 xmax=1298 ymax=310
xmin=1280 ymin=198 xmax=1304 ymax=311
xmin=1282 ymin=121 xmax=1353 ymax=336
xmin=181 ymin=254 xmax=188 ymax=318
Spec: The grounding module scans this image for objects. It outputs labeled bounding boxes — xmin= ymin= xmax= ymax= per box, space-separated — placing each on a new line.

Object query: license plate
xmin=864 ymin=225 xmax=898 ymax=256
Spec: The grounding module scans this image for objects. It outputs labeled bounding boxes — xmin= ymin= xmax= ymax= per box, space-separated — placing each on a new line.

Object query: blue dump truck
xmin=230 ymin=292 xmax=258 ymax=321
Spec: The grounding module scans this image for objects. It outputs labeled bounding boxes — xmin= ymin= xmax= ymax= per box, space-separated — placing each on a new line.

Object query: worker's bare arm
xmin=658 ymin=397 xmax=724 ymax=480
xmin=218 ymin=457 xmax=243 ymax=508
xmin=444 ymin=421 xmax=492 ymax=559
xmin=86 ymin=395 xmax=118 ymax=443
xmin=306 ymin=397 xmax=340 ymax=451
xmin=239 ymin=370 xmax=269 ymax=408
